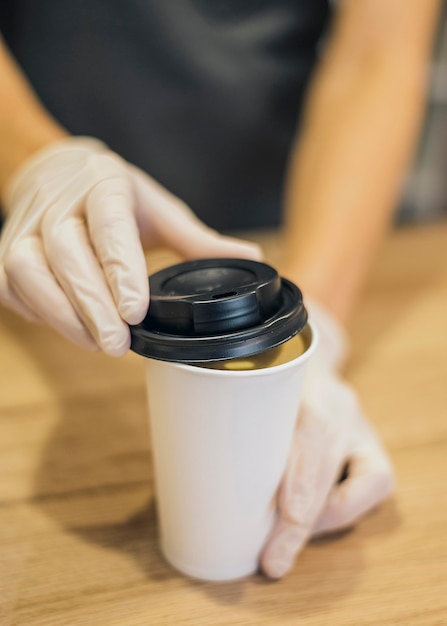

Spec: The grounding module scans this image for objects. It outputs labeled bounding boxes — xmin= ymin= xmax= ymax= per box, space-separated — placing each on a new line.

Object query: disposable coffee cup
xmin=130 ymin=259 xmax=317 ymax=582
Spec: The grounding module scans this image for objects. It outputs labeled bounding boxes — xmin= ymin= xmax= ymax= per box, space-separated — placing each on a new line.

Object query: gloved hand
xmin=0 ymin=137 xmax=261 ymax=355
xmin=261 ymin=300 xmax=395 ymax=578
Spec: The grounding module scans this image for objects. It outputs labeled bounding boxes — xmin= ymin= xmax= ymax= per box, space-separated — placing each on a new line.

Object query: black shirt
xmin=0 ymin=1 xmax=331 ymax=230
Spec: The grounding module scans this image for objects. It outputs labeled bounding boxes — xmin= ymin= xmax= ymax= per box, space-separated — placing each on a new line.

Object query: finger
xmin=278 ymin=407 xmax=347 ymax=526
xmin=3 ymin=236 xmax=98 ymax=351
xmin=85 ymin=154 xmax=149 ymax=325
xmin=261 ymin=516 xmax=309 ymax=579
xmin=0 ymin=264 xmax=41 ymax=323
xmin=262 ymin=410 xmax=347 ymax=579
xmin=278 ymin=420 xmax=325 ymax=526
xmin=262 ymin=459 xmax=347 ymax=579
xmin=312 ymin=450 xmax=395 ymax=535
xmin=131 ymin=166 xmax=263 ymax=261
xmin=0 ymin=149 xmax=94 ymax=255
xmin=42 ymin=214 xmax=130 ymax=357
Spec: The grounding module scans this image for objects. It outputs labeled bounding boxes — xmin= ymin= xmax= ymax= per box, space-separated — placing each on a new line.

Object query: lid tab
xmin=130 ymin=258 xmax=307 ymax=363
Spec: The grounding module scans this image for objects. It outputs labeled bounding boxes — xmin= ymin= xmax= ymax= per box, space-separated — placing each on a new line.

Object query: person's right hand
xmin=0 ymin=137 xmax=261 ymax=355
xmin=261 ymin=300 xmax=395 ymax=578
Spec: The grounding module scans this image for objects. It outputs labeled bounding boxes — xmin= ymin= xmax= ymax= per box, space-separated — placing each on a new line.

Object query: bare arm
xmin=0 ymin=37 xmax=67 ymax=205
xmin=281 ymin=0 xmax=441 ymax=323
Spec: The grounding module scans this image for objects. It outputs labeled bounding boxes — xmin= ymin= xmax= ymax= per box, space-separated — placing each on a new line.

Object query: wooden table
xmin=1 ymin=223 xmax=446 ymax=626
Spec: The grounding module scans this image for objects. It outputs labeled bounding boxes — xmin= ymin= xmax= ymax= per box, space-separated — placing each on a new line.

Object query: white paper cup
xmin=145 ymin=323 xmax=317 ymax=582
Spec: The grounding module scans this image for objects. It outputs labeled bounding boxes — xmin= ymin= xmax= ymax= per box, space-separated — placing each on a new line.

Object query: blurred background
xmin=402 ymin=1 xmax=447 ymax=222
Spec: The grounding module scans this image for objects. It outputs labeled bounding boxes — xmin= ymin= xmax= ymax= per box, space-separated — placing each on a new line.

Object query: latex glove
xmin=261 ymin=300 xmax=395 ymax=579
xmin=0 ymin=137 xmax=261 ymax=355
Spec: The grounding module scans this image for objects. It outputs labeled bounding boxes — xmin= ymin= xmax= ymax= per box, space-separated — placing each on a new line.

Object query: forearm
xmin=282 ymin=60 xmax=426 ymax=322
xmin=281 ymin=1 xmax=440 ymax=323
xmin=0 ymin=38 xmax=67 ymax=207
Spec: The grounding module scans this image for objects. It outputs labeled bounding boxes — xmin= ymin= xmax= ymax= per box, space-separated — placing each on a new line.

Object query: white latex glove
xmin=0 ymin=137 xmax=261 ymax=355
xmin=261 ymin=300 xmax=395 ymax=578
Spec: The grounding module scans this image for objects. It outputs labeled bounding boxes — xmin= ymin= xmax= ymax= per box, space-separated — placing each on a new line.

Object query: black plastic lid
xmin=130 ymin=258 xmax=307 ymax=363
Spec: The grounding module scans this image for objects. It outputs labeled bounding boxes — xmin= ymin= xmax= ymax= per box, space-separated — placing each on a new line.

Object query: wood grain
xmin=1 ymin=223 xmax=446 ymax=626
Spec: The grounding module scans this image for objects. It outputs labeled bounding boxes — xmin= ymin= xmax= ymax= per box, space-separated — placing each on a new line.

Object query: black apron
xmin=0 ymin=1 xmax=331 ymax=230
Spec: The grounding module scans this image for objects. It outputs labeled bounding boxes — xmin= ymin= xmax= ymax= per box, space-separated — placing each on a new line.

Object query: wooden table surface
xmin=1 ymin=223 xmax=446 ymax=626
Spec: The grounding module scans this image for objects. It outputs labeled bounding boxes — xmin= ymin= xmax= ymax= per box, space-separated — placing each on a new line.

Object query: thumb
xmin=130 ymin=165 xmax=263 ymax=261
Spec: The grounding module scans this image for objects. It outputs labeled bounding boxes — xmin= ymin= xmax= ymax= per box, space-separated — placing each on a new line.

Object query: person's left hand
xmin=261 ymin=303 xmax=395 ymax=579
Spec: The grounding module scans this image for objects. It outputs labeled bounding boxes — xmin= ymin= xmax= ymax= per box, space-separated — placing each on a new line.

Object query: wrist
xmin=304 ymin=296 xmax=350 ymax=373
xmin=279 ymin=266 xmax=348 ymax=324
xmin=2 ymin=135 xmax=108 ymax=216
xmin=276 ymin=261 xmax=350 ymax=372
xmin=0 ymin=39 xmax=69 ymax=213
xmin=0 ymin=121 xmax=68 ymax=213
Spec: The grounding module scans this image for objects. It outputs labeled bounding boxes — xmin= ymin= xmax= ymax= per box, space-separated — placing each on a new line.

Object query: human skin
xmin=0 ymin=0 xmax=441 ymax=582
xmin=279 ymin=0 xmax=441 ymax=323
xmin=0 ymin=39 xmax=68 ymax=196
xmin=0 ymin=1 xmax=441 ymax=327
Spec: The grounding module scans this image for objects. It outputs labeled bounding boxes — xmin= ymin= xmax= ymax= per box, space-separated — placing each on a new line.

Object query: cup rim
xmin=157 ymin=322 xmax=318 ymax=378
